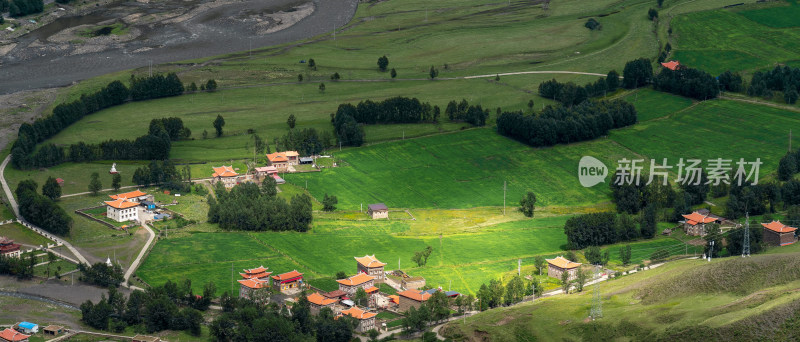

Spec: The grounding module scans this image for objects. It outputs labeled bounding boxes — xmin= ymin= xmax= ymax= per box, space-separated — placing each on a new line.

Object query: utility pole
xmin=518 ymin=259 xmax=521 ymax=276
xmin=148 ymin=60 xmax=152 ymax=77
xmin=398 ymin=258 xmax=400 ymax=271
xmin=742 ymin=212 xmax=751 ymax=257
xmin=503 ymin=181 xmax=507 ymax=215
xmin=707 ymin=241 xmax=714 ymax=262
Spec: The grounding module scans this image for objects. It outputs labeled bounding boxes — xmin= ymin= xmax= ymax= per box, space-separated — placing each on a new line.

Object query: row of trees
xmin=622 ymin=58 xmax=654 ymax=89
xmin=8 ymin=0 xmax=43 ymax=17
xmin=81 ymin=280 xmax=216 ymax=335
xmin=563 ymin=211 xmax=654 ymax=250
xmin=0 ymin=253 xmax=35 ymax=279
xmin=444 ymin=99 xmax=489 ymax=126
xmin=496 ymin=99 xmax=637 ymax=147
xmin=748 ymin=65 xmax=800 ymax=104
xmin=653 ymin=66 xmax=719 ymax=100
xmin=332 ymin=108 xmax=366 ymax=147
xmin=78 ymin=262 xmax=124 ymax=288
xmin=476 ymin=275 xmax=542 ymax=311
xmin=11 ymin=75 xmax=185 ymax=169
xmin=402 ymin=290 xmax=463 ymax=335
xmin=336 ymin=97 xmax=438 ymax=124
xmin=210 ymin=292 xmax=357 ymax=342
xmin=15 ymin=180 xmax=72 ymax=235
xmin=276 ymin=128 xmax=334 ymax=156
xmin=208 ymin=180 xmax=313 ymax=232
xmin=537 ymin=71 xmax=620 ymax=106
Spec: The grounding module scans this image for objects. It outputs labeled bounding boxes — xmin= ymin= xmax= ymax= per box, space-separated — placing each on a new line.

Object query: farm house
xmin=355 ymin=254 xmax=386 ymax=280
xmin=368 ymin=203 xmax=389 ymax=219
xmin=546 ymin=256 xmax=581 ymax=282
xmin=761 ymin=221 xmax=798 ymax=247
xmin=211 ymin=165 xmax=241 ymax=188
xmin=681 ymin=210 xmax=721 ymax=236
xmin=307 ymin=292 xmax=337 ymax=315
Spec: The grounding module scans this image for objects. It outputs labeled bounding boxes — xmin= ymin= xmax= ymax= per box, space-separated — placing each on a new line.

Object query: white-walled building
xmin=104 ymin=198 xmax=140 ymax=223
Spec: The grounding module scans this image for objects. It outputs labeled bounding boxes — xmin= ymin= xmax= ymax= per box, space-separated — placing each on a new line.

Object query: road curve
xmin=0 ymin=155 xmax=90 ymax=265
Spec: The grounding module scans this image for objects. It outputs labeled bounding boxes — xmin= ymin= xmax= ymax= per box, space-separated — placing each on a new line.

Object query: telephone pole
xmin=742 ymin=212 xmax=751 ymax=257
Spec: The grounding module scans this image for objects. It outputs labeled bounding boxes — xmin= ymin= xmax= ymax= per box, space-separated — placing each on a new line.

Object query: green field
xmin=622 ymin=88 xmax=695 ymax=122
xmin=672 ymin=5 xmax=800 ymax=74
xmin=441 ymin=252 xmax=800 ymax=341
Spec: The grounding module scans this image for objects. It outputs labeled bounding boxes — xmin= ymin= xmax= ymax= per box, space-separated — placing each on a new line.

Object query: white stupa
xmin=109 ymin=163 xmax=119 ymax=174
xmin=106 ymin=257 xmax=112 ymax=267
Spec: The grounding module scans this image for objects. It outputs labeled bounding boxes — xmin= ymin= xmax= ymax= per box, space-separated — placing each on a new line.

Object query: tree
xmin=585 ymin=246 xmax=602 ymax=264
xmin=560 ymin=270 xmax=570 ymax=294
xmin=640 ymin=204 xmax=657 ymax=238
xmin=429 ymin=66 xmax=439 ymax=79
xmin=42 ymin=176 xmax=61 ymax=200
xmin=575 ymin=268 xmax=587 ymax=292
xmin=703 ymin=224 xmax=722 ymax=258
xmin=322 ymin=193 xmax=338 ymax=211
xmin=46 ymin=251 xmax=56 ymax=279
xmin=308 ymin=58 xmax=316 ymax=68
xmin=111 ymin=173 xmax=122 ymax=192
xmin=205 ymin=79 xmax=217 ymax=91
xmin=89 ymin=172 xmax=102 ymax=195
xmin=331 ymin=72 xmax=340 ymax=81
xmin=778 ymin=152 xmax=798 ymax=181
xmin=527 ymin=99 xmax=534 ymax=111
xmin=534 ymin=255 xmax=546 ymax=275
xmin=390 ymin=68 xmax=397 ymax=79
xmin=377 ymin=55 xmax=389 ymax=71
xmin=335 ymin=271 xmax=347 ymax=279
xmin=785 ymin=85 xmax=799 ymax=104
xmin=188 ymin=82 xmax=197 ymax=92
xmin=287 ymin=114 xmax=297 ymax=129
xmin=620 ymin=245 xmax=632 ymax=266
xmin=319 ymin=82 xmax=326 ymax=93
xmin=657 ymin=0 xmax=664 ymax=7
xmin=297 ymin=74 xmax=303 ymax=82
xmin=0 ymin=0 xmax=7 ymax=13
xmin=518 ymin=191 xmax=538 ymax=217
xmin=213 ymin=115 xmax=225 ymax=137
xmin=623 ymin=58 xmax=654 ymax=89
xmin=648 ymin=8 xmax=659 ymax=20
xmin=606 ymin=70 xmax=620 ymax=91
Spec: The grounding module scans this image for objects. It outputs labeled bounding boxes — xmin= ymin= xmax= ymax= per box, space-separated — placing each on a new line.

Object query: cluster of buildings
xmin=0 ymin=236 xmax=21 ymax=259
xmin=103 ymin=189 xmax=153 ymax=223
xmin=0 ymin=323 xmax=66 ymax=342
xmin=211 ymin=150 xmax=316 ymax=189
xmin=681 ymin=210 xmax=798 ymax=247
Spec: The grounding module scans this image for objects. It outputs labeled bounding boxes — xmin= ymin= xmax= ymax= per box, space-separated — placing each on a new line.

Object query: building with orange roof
xmin=397 ymin=289 xmax=432 ymax=312
xmin=237 ymin=278 xmax=270 ymax=302
xmin=272 ymin=270 xmax=304 ymax=293
xmin=546 ymin=256 xmax=582 ymax=282
xmin=661 ymin=60 xmax=680 ymax=71
xmin=355 ymin=255 xmax=386 ymax=280
xmin=337 ymin=273 xmax=376 ymax=297
xmin=0 ymin=328 xmax=30 ymax=342
xmin=108 ymin=189 xmax=149 ymax=202
xmin=339 ymin=306 xmax=378 ymax=332
xmin=761 ymin=220 xmax=798 ymax=247
xmin=212 ymin=166 xmax=241 ymax=188
xmin=0 ymin=237 xmax=22 ymax=259
xmin=681 ymin=210 xmax=722 ymax=236
xmin=240 ymin=266 xmax=271 ymax=280
xmin=104 ymin=197 xmax=141 ymax=223
xmin=266 ymin=151 xmax=300 ymax=170
xmin=307 ymin=292 xmax=338 ymax=314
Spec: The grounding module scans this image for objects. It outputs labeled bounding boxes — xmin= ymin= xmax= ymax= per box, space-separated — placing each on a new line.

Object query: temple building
xmin=355 ymin=255 xmax=386 ymax=281
xmin=272 ymin=270 xmax=304 ymax=293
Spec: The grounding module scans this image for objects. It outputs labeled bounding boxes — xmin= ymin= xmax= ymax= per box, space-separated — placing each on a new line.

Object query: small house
xmin=681 ymin=211 xmax=721 ymax=236
xmin=15 ymin=323 xmax=37 ymax=335
xmin=661 ymin=60 xmax=680 ymax=70
xmin=337 ymin=273 xmax=375 ymax=297
xmin=339 ymin=307 xmax=378 ymax=333
xmin=267 ymin=151 xmax=300 ymax=170
xmin=0 ymin=328 xmax=29 ymax=342
xmin=55 ymin=178 xmax=64 ymax=186
xmin=42 ymin=326 xmax=63 ymax=336
xmin=368 ymin=203 xmax=389 ymax=219
xmin=307 ymin=292 xmax=337 ymax=315
xmin=109 ymin=190 xmax=149 ymax=203
xmin=546 ymin=256 xmax=581 ymax=282
xmin=323 ymin=290 xmax=347 ymax=301
xmin=761 ymin=221 xmax=798 ymax=247
xmin=0 ymin=237 xmax=22 ymax=259
xmin=299 ymin=157 xmax=314 ymax=165
xmin=254 ymin=166 xmax=278 ymax=179
xmin=397 ymin=289 xmax=431 ymax=312
xmin=272 ymin=270 xmax=304 ymax=293
xmin=237 ymin=278 xmax=270 ymax=301
xmin=355 ymin=255 xmax=386 ymax=280
xmin=212 ymin=166 xmax=240 ymax=188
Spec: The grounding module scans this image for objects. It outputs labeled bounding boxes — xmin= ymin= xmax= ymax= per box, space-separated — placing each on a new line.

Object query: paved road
xmin=122 ymin=222 xmax=154 ymax=286
xmin=0 ymin=155 xmax=89 ymax=265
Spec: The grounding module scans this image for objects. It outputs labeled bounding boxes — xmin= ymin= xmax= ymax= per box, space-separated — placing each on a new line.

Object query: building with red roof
xmin=212 ymin=166 xmax=241 ymax=188
xmin=0 ymin=328 xmax=30 ymax=342
xmin=0 ymin=237 xmax=22 ymax=259
xmin=661 ymin=60 xmax=680 ymax=71
xmin=55 ymin=178 xmax=64 ymax=186
xmin=266 ymin=151 xmax=300 ymax=170
xmin=762 ymin=221 xmax=798 ymax=246
xmin=237 ymin=278 xmax=270 ymax=302
xmin=397 ymin=289 xmax=432 ymax=312
xmin=240 ymin=265 xmax=271 ymax=280
xmin=339 ymin=307 xmax=378 ymax=332
xmin=272 ymin=270 xmax=304 ymax=293
xmin=355 ymin=255 xmax=386 ymax=280
xmin=681 ymin=210 xmax=724 ymax=236
xmin=337 ymin=273 xmax=376 ymax=296
xmin=307 ymin=292 xmax=337 ymax=314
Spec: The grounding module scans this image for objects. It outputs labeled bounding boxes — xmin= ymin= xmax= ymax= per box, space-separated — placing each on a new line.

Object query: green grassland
xmin=671 ymin=2 xmax=800 ymax=74
xmin=441 ymin=252 xmax=800 ymax=341
xmin=0 ymin=222 xmax=53 ymax=247
xmin=621 ymin=88 xmax=694 ymax=122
